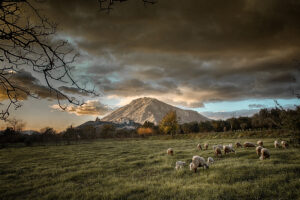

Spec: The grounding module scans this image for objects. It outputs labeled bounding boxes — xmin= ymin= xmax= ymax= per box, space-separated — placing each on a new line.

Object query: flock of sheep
xmin=168 ymin=139 xmax=289 ymax=173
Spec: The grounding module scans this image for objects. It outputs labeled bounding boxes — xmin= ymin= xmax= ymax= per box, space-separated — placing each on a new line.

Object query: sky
xmin=1 ymin=0 xmax=300 ymax=131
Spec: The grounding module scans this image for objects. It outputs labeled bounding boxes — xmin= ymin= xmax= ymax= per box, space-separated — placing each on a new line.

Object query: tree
xmin=40 ymin=126 xmax=56 ymax=143
xmin=142 ymin=121 xmax=155 ymax=128
xmin=6 ymin=117 xmax=25 ymax=131
xmin=63 ymin=126 xmax=78 ymax=144
xmin=181 ymin=122 xmax=199 ymax=134
xmin=0 ymin=0 xmax=95 ymax=120
xmin=159 ymin=111 xmax=179 ymax=136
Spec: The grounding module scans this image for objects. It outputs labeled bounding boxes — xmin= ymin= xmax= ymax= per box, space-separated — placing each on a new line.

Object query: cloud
xmin=248 ymin=104 xmax=266 ymax=109
xmin=58 ymin=86 xmax=90 ymax=96
xmin=31 ymin=0 xmax=300 ymax=108
xmin=51 ymin=100 xmax=111 ymax=116
xmin=0 ymin=69 xmax=66 ymax=101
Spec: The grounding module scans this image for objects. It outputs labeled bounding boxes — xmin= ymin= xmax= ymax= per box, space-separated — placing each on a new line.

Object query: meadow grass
xmin=0 ymin=138 xmax=300 ymax=200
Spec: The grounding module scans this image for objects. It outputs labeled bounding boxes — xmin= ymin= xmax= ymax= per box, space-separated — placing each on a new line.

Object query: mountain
xmin=102 ymin=97 xmax=210 ymax=125
xmin=76 ymin=119 xmax=140 ymax=130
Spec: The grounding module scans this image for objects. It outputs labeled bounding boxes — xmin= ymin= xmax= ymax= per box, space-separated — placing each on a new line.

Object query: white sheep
xmin=167 ymin=148 xmax=174 ymax=156
xmin=244 ymin=142 xmax=256 ymax=148
xmin=257 ymin=140 xmax=263 ymax=146
xmin=214 ymin=147 xmax=222 ymax=157
xmin=259 ymin=148 xmax=270 ymax=160
xmin=212 ymin=144 xmax=223 ymax=150
xmin=256 ymin=146 xmax=263 ymax=156
xmin=190 ymin=155 xmax=209 ymax=173
xmin=274 ymin=140 xmax=280 ymax=148
xmin=223 ymin=145 xmax=235 ymax=154
xmin=175 ymin=161 xmax=186 ymax=170
xmin=189 ymin=162 xmax=196 ymax=171
xmin=197 ymin=143 xmax=202 ymax=150
xmin=235 ymin=142 xmax=242 ymax=148
xmin=207 ymin=157 xmax=214 ymax=165
xmin=204 ymin=143 xmax=209 ymax=150
xmin=281 ymin=141 xmax=289 ymax=149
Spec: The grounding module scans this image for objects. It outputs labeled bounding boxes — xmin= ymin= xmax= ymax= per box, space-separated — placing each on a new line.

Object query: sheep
xmin=207 ymin=157 xmax=214 ymax=165
xmin=235 ymin=142 xmax=242 ymax=148
xmin=197 ymin=143 xmax=202 ymax=150
xmin=190 ymin=155 xmax=209 ymax=173
xmin=223 ymin=145 xmax=235 ymax=154
xmin=257 ymin=140 xmax=263 ymax=147
xmin=214 ymin=147 xmax=222 ymax=157
xmin=274 ymin=140 xmax=280 ymax=148
xmin=244 ymin=142 xmax=256 ymax=148
xmin=167 ymin=148 xmax=174 ymax=156
xmin=228 ymin=143 xmax=233 ymax=148
xmin=259 ymin=148 xmax=270 ymax=160
xmin=204 ymin=143 xmax=209 ymax=150
xmin=281 ymin=141 xmax=289 ymax=149
xmin=189 ymin=162 xmax=196 ymax=172
xmin=212 ymin=144 xmax=223 ymax=150
xmin=256 ymin=146 xmax=263 ymax=157
xmin=175 ymin=161 xmax=186 ymax=170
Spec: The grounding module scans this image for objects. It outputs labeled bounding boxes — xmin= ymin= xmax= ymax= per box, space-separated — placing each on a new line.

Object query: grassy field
xmin=0 ymin=138 xmax=300 ymax=200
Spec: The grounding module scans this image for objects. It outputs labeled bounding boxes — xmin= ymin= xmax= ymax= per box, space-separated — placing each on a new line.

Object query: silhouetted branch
xmin=0 ymin=0 xmax=97 ymax=120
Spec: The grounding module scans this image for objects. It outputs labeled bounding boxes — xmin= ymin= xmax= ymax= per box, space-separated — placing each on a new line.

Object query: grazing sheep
xmin=257 ymin=140 xmax=263 ymax=147
xmin=197 ymin=143 xmax=202 ymax=150
xmin=281 ymin=141 xmax=289 ymax=149
xmin=235 ymin=142 xmax=243 ymax=148
xmin=207 ymin=157 xmax=214 ymax=165
xmin=214 ymin=147 xmax=222 ymax=157
xmin=190 ymin=156 xmax=209 ymax=173
xmin=212 ymin=144 xmax=223 ymax=150
xmin=189 ymin=162 xmax=196 ymax=172
xmin=175 ymin=161 xmax=186 ymax=170
xmin=235 ymin=142 xmax=242 ymax=148
xmin=167 ymin=148 xmax=174 ymax=156
xmin=204 ymin=143 xmax=209 ymax=150
xmin=223 ymin=145 xmax=235 ymax=154
xmin=256 ymin=146 xmax=263 ymax=156
xmin=274 ymin=140 xmax=280 ymax=148
xmin=259 ymin=148 xmax=270 ymax=160
xmin=244 ymin=142 xmax=256 ymax=148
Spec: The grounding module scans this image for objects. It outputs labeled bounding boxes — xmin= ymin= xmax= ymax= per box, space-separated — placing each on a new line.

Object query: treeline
xmin=0 ymin=125 xmax=138 ymax=148
xmin=0 ymin=105 xmax=299 ymax=147
xmin=138 ymin=106 xmax=300 ymax=135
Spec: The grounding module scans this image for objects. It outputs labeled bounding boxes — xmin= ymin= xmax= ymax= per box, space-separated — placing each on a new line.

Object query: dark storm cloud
xmin=0 ymin=70 xmax=83 ymax=101
xmin=101 ymin=78 xmax=180 ymax=96
xmin=37 ymin=0 xmax=300 ymax=107
xmin=58 ymin=86 xmax=90 ymax=96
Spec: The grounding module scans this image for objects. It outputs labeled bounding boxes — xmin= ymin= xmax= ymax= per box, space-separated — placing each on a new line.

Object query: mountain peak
xmin=131 ymin=97 xmax=158 ymax=103
xmin=102 ymin=97 xmax=210 ymax=125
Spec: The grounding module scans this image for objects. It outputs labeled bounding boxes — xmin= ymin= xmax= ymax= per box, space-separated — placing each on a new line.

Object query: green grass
xmin=0 ymin=138 xmax=300 ymax=200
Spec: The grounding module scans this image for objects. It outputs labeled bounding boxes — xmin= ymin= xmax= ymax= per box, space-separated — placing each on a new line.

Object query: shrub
xmin=137 ymin=127 xmax=155 ymax=135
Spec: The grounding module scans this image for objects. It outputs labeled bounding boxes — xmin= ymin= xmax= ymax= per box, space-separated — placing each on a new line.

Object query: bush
xmin=137 ymin=127 xmax=155 ymax=136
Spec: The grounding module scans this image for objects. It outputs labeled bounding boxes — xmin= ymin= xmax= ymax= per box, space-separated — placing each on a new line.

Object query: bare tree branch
xmin=0 ymin=0 xmax=97 ymax=120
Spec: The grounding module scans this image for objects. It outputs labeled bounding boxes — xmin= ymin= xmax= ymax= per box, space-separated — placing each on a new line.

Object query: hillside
xmin=102 ymin=97 xmax=209 ymax=124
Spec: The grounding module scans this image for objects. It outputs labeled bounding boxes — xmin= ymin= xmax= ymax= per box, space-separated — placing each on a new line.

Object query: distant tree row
xmin=139 ymin=105 xmax=300 ymax=136
xmin=1 ymin=105 xmax=299 ymax=147
xmin=0 ymin=124 xmax=138 ymax=147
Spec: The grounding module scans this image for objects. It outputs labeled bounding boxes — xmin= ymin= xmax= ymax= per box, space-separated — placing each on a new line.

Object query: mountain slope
xmin=102 ymin=97 xmax=210 ymax=124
